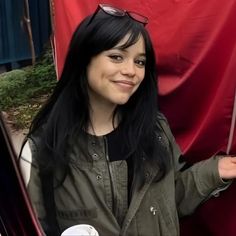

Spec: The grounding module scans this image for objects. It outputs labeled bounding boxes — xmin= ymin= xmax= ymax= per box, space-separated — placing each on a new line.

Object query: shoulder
xmin=155 ymin=112 xmax=182 ymax=155
xmin=156 ymin=111 xmax=167 ymax=121
xmin=155 ymin=112 xmax=172 ymax=137
xmin=19 ymin=130 xmax=44 ymax=185
xmin=19 ymin=130 xmax=42 ymax=169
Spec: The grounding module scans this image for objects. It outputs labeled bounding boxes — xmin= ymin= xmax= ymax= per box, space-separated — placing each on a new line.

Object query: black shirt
xmin=106 ymin=127 xmax=133 ymax=203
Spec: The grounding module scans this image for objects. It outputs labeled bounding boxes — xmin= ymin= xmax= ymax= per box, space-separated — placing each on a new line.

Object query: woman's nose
xmin=121 ymin=60 xmax=136 ymax=77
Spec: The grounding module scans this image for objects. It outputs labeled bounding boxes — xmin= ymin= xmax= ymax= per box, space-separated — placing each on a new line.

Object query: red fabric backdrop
xmin=52 ymin=0 xmax=236 ymax=235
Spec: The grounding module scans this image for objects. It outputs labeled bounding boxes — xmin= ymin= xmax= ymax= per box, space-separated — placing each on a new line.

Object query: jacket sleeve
xmin=19 ymin=139 xmax=47 ymax=231
xmin=159 ymin=115 xmax=231 ymax=217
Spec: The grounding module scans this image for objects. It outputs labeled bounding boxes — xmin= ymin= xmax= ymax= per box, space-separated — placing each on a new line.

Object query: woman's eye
xmin=135 ymin=59 xmax=146 ymax=67
xmin=109 ymin=55 xmax=123 ymax=62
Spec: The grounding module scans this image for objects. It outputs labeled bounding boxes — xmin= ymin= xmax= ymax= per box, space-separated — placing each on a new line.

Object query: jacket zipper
xmin=103 ymin=136 xmax=117 ymax=214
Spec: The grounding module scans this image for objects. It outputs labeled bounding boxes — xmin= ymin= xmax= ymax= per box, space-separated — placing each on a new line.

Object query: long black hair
xmin=29 ymin=10 xmax=169 ymax=182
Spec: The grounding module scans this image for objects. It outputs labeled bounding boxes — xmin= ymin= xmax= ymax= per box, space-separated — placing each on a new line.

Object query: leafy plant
xmin=0 ymin=70 xmax=28 ymax=109
xmin=0 ymin=47 xmax=57 ymax=129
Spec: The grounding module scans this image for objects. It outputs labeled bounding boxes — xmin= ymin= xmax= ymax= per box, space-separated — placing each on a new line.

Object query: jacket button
xmin=150 ymin=206 xmax=157 ymax=215
xmin=92 ymin=153 xmax=99 ymax=160
xmin=96 ymin=174 xmax=102 ymax=180
xmin=145 ymin=172 xmax=150 ymax=178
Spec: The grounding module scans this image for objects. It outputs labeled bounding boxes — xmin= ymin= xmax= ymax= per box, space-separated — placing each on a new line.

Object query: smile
xmin=113 ymin=80 xmax=135 ymax=89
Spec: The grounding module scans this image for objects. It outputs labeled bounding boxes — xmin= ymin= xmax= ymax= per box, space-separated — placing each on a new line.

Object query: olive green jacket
xmin=20 ymin=116 xmax=229 ymax=236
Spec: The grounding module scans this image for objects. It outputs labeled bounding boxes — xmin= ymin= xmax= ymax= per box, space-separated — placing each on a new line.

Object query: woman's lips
xmin=113 ymin=80 xmax=135 ymax=89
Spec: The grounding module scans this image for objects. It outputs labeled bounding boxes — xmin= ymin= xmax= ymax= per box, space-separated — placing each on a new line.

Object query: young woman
xmin=20 ymin=4 xmax=236 ymax=236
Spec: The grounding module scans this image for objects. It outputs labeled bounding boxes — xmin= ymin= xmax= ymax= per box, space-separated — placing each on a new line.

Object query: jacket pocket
xmin=135 ymin=189 xmax=179 ymax=236
xmin=149 ymin=186 xmax=179 ymax=236
xmin=57 ymin=207 xmax=97 ymax=220
xmin=56 ymin=207 xmax=98 ymax=234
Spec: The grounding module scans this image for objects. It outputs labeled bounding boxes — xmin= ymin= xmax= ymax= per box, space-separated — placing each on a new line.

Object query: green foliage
xmin=0 ymin=48 xmax=57 ymax=129
xmin=0 ymin=70 xmax=28 ymax=109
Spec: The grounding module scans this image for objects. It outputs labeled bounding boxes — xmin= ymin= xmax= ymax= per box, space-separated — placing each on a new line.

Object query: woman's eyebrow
xmin=110 ymin=47 xmax=146 ymax=57
xmin=138 ymin=53 xmax=146 ymax=57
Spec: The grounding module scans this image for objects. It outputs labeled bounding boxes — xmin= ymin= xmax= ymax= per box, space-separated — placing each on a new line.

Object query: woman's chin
xmin=113 ymin=96 xmax=131 ymax=105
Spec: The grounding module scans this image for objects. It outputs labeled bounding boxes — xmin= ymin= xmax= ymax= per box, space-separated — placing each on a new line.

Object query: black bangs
xmin=85 ymin=11 xmax=145 ymax=55
xmin=116 ymin=31 xmax=142 ymax=50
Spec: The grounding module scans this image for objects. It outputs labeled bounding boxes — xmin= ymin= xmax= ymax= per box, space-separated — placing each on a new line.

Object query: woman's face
xmin=87 ymin=34 xmax=146 ymax=109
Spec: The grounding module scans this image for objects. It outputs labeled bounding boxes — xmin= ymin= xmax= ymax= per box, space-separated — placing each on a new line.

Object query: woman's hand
xmin=218 ymin=156 xmax=236 ymax=179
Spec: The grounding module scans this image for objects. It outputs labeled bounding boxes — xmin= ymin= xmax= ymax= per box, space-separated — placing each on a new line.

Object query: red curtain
xmin=52 ymin=0 xmax=236 ymax=235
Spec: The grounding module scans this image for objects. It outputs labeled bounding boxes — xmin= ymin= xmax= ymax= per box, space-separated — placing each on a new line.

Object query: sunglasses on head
xmin=88 ymin=4 xmax=148 ymax=26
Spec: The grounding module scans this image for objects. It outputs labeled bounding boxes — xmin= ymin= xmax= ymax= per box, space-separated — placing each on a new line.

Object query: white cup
xmin=61 ymin=224 xmax=99 ymax=236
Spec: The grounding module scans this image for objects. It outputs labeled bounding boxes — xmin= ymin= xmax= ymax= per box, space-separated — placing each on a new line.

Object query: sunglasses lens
xmin=97 ymin=4 xmax=148 ymax=26
xmin=101 ymin=5 xmax=125 ymax=17
xmin=128 ymin=12 xmax=148 ymax=24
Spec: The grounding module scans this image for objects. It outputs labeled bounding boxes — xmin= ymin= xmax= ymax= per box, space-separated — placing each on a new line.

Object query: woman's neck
xmin=88 ymin=102 xmax=119 ymax=136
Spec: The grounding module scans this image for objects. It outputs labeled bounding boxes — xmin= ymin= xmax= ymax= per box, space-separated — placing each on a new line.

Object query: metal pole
xmin=226 ymin=89 xmax=236 ymax=154
xmin=23 ymin=0 xmax=36 ymax=65
xmin=49 ymin=0 xmax=59 ymax=78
